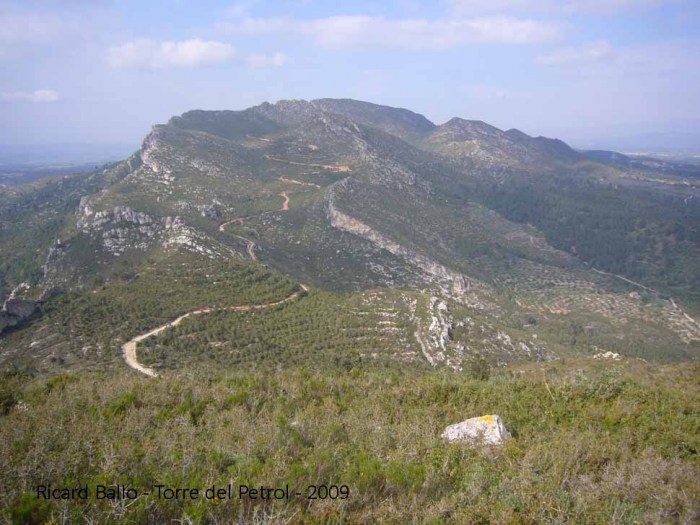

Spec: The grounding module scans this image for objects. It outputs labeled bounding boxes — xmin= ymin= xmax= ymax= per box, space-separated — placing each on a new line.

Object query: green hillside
xmin=1 ymin=98 xmax=699 ymax=523
xmin=1 ymin=360 xmax=698 ymax=523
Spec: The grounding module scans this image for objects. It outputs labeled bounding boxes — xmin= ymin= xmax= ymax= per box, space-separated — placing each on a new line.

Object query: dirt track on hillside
xmin=279 ymin=176 xmax=321 ymax=188
xmin=219 ymin=218 xmax=258 ymax=261
xmin=122 ymin=285 xmax=309 ymax=377
xmin=280 ymin=191 xmax=290 ymax=211
xmin=218 ymin=182 xmax=303 ymax=260
xmin=265 ymin=154 xmax=351 ymax=172
xmin=123 ymin=181 xmax=316 ymax=376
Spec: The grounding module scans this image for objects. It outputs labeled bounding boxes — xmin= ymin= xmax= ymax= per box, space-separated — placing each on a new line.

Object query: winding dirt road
xmin=280 ymin=191 xmax=290 ymax=211
xmin=591 ymin=266 xmax=700 ymax=335
xmin=265 ymin=154 xmax=351 ymax=172
xmin=218 ymin=218 xmax=258 ymax=261
xmin=279 ymin=177 xmax=321 ymax=189
xmin=122 ymin=285 xmax=309 ymax=377
xmin=218 ymin=184 xmax=303 ymax=260
xmin=591 ymin=267 xmax=656 ymax=293
xmin=123 ymin=181 xmax=316 ymax=376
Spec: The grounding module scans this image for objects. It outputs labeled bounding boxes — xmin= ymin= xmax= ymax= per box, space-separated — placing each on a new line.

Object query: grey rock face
xmin=0 ymin=283 xmax=65 ymax=335
xmin=0 ymin=299 xmax=38 ymax=335
xmin=326 ymin=182 xmax=489 ymax=306
xmin=200 ymin=205 xmax=221 ymax=219
xmin=0 ymin=312 xmax=15 ymax=333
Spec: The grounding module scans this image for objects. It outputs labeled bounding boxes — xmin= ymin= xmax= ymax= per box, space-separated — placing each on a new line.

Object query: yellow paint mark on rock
xmin=480 ymin=415 xmax=495 ymax=424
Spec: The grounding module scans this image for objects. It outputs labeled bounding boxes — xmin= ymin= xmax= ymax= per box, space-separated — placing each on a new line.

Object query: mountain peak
xmin=504 ymin=128 xmax=531 ymax=141
xmin=312 ymin=98 xmax=436 ymax=141
xmin=441 ymin=118 xmax=504 ymax=139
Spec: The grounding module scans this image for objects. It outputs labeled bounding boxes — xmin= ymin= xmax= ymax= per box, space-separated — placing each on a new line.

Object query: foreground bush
xmin=0 ymin=360 xmax=698 ymax=524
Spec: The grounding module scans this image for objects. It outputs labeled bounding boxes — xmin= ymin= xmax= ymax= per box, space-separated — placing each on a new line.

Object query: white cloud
xmin=222 ymin=15 xmax=560 ymax=50
xmin=449 ymin=0 xmax=545 ymax=15
xmin=107 ymin=39 xmax=236 ymax=69
xmin=536 ymin=40 xmax=614 ymax=65
xmin=563 ymin=0 xmax=667 ymax=13
xmin=0 ymin=89 xmax=59 ymax=102
xmin=449 ymin=0 xmax=669 ymax=14
xmin=246 ymin=52 xmax=289 ymax=68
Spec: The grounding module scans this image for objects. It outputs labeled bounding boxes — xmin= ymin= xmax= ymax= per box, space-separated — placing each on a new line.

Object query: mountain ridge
xmin=1 ymin=98 xmax=699 ymax=375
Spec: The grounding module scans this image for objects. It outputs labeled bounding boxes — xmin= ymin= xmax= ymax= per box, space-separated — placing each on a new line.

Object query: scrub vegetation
xmin=1 ymin=360 xmax=698 ymax=524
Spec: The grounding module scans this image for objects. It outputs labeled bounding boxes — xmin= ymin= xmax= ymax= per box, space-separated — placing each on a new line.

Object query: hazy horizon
xmin=2 ymin=99 xmax=698 ymax=159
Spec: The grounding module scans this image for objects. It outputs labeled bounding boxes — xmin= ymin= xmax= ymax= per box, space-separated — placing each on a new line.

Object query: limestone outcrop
xmin=442 ymin=415 xmax=511 ymax=445
xmin=593 ymin=351 xmax=622 ymax=361
xmin=0 ymin=299 xmax=39 ymax=335
xmin=0 ymin=286 xmax=64 ymax=335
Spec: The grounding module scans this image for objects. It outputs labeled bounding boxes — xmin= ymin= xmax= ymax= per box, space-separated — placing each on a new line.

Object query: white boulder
xmin=442 ymin=415 xmax=511 ymax=445
xmin=593 ymin=351 xmax=621 ymax=361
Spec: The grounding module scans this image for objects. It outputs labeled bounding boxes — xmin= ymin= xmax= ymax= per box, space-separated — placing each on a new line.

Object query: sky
xmin=1 ymin=0 xmax=699 ymax=151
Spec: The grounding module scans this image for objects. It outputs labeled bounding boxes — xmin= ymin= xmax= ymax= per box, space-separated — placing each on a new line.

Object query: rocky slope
xmin=2 ymin=98 xmax=699 ymax=370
